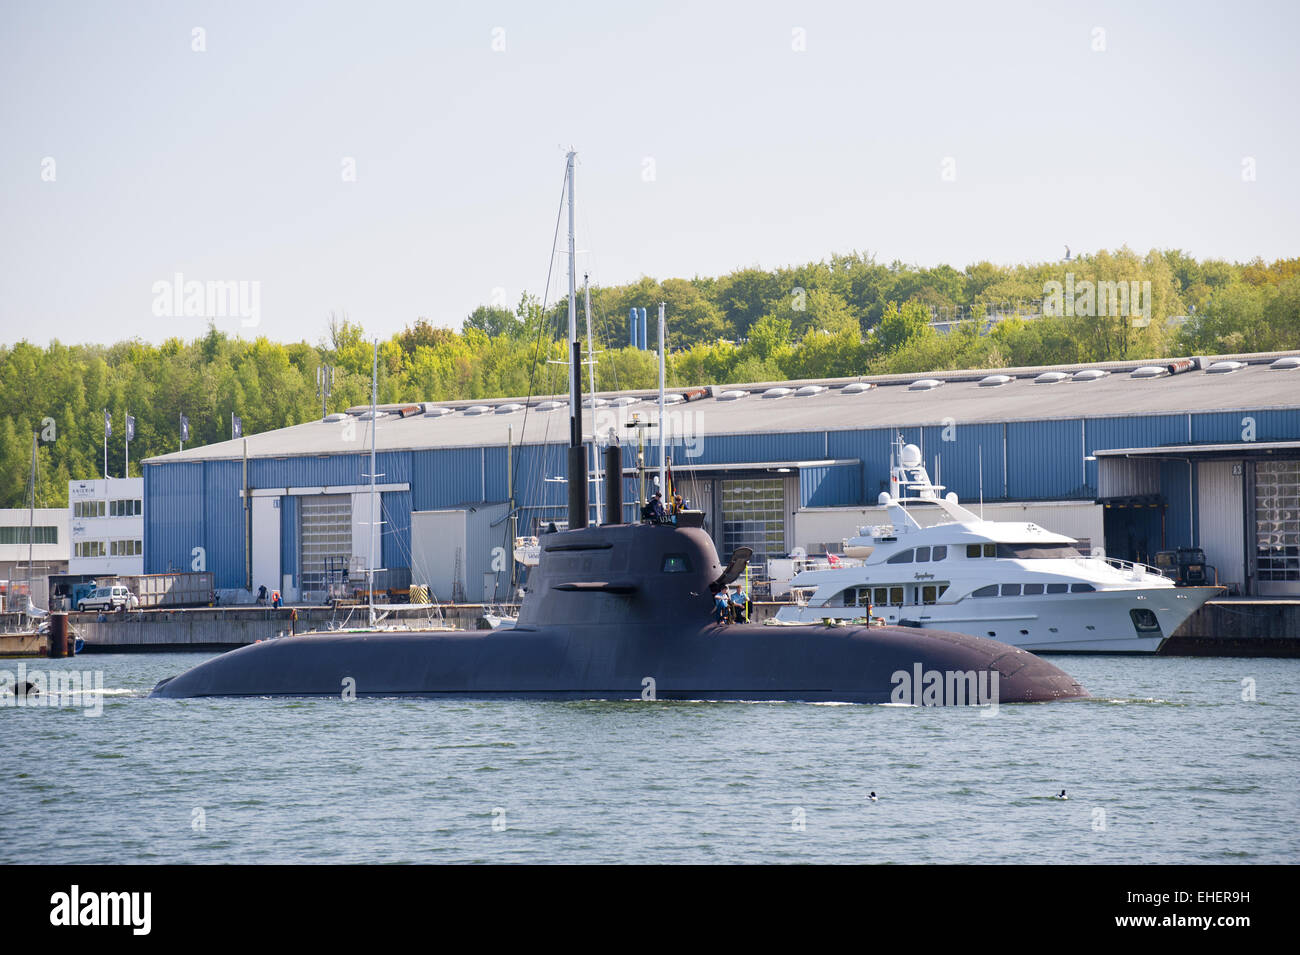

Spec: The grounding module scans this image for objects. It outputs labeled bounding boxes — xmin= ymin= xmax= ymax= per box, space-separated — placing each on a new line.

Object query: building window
xmin=74 ymin=501 xmax=106 ymax=518
xmin=0 ymin=526 xmax=58 ymax=545
xmin=109 ymin=499 xmax=142 ymax=517
xmin=75 ymin=541 xmax=107 ymax=558
xmin=109 ymin=539 xmax=142 ymax=556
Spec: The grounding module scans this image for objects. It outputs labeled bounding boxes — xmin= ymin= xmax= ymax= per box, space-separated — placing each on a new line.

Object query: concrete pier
xmin=2 ymin=598 xmax=1294 ymax=656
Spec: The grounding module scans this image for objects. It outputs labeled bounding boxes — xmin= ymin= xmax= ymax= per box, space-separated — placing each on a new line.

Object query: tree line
xmin=2 ymin=247 xmax=1296 ymax=507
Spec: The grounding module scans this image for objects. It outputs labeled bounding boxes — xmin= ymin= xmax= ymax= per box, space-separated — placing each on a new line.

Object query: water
xmin=2 ymin=653 xmax=1297 ymax=864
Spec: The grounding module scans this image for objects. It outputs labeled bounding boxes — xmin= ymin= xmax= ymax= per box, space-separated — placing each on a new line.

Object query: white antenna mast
xmin=584 ymin=272 xmax=601 ymax=524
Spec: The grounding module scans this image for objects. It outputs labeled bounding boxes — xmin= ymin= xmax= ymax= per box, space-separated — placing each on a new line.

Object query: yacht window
xmin=996 ymin=543 xmax=1083 ymax=559
xmin=972 ymin=584 xmax=999 ymax=597
xmin=1022 ymin=583 xmax=1045 ymax=595
xmin=937 ymin=584 xmax=948 ymax=599
xmin=921 ymin=584 xmax=947 ymax=605
xmin=1130 ymin=608 xmax=1162 ymax=634
xmin=984 ymin=543 xmax=996 ymax=557
xmin=915 ymin=546 xmax=931 ymax=562
xmin=1046 ymin=583 xmax=1069 ymax=594
xmin=873 ymin=587 xmax=889 ymax=606
xmin=886 ymin=549 xmax=915 ymax=564
xmin=1070 ymin=583 xmax=1096 ymax=593
xmin=1000 ymin=584 xmax=1022 ymax=596
xmin=852 ymin=588 xmax=873 ymax=607
xmin=932 ymin=545 xmax=947 ymax=561
xmin=966 ymin=544 xmax=981 ymax=558
xmin=661 ymin=554 xmax=691 ymax=573
xmin=888 ymin=586 xmax=904 ymax=605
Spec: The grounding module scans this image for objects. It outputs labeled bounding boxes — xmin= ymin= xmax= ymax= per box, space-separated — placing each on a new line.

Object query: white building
xmin=0 ymin=507 xmax=69 ymax=610
xmin=68 ymin=477 xmax=145 ymax=576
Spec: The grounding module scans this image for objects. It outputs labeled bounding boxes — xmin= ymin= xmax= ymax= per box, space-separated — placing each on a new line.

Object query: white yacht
xmin=773 ymin=439 xmax=1220 ymax=652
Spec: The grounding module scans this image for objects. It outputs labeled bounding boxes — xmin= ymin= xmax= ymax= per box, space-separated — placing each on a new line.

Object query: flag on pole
xmin=125 ymin=414 xmax=135 ymax=442
xmin=180 ymin=413 xmax=190 ymax=442
xmin=103 ymin=409 xmax=112 ymax=439
xmin=232 ymin=414 xmax=242 ymax=439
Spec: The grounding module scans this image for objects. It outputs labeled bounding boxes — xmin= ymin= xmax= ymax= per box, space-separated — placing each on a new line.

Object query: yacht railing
xmin=1089 ymin=556 xmax=1168 ymax=578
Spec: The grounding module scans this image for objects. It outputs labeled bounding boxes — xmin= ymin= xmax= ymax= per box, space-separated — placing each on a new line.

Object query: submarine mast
xmin=565 ymin=150 xmax=588 ymax=529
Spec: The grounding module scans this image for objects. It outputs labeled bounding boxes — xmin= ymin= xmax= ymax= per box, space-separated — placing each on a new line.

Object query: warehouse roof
xmin=145 ymin=351 xmax=1300 ymax=464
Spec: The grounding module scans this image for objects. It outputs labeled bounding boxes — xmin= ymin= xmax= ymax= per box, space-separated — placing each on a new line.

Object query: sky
xmin=1 ymin=0 xmax=1297 ymax=346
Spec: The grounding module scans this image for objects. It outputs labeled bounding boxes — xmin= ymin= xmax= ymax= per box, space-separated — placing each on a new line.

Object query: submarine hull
xmin=150 ymin=622 xmax=1084 ymax=703
xmin=151 ymin=523 xmax=1087 ymax=704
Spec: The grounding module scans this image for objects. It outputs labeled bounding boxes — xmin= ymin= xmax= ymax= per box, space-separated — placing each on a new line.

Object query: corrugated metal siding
xmin=143 ymin=462 xmax=205 ymax=576
xmin=202 ymin=460 xmax=246 ymax=588
xmin=799 ymin=462 xmax=861 ymax=507
xmin=1161 ymin=460 xmax=1194 ymax=547
xmin=1191 ymin=409 xmax=1300 ymax=444
xmin=381 ymin=490 xmax=412 ymax=576
xmin=1006 ymin=420 xmax=1086 ymax=499
xmin=1198 ymin=461 xmax=1245 ymax=590
xmin=280 ymin=494 xmax=299 ymax=584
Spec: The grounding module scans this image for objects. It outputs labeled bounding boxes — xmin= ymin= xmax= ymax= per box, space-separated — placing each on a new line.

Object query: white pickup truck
xmin=77 ymin=585 xmax=140 ymax=612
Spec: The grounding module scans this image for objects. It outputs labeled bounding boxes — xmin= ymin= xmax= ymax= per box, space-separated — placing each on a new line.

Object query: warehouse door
xmin=299 ymin=494 xmax=352 ymax=601
xmin=721 ymin=477 xmax=786 ymax=572
xmin=1255 ymin=460 xmax=1300 ymax=595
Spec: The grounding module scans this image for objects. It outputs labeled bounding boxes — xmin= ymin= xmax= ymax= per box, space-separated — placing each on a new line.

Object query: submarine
xmin=151 ymin=153 xmax=1087 ymax=705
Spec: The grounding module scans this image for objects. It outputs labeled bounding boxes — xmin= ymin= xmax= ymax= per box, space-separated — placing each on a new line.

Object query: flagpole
xmin=124 ymin=409 xmax=129 ymax=478
xmin=103 ymin=409 xmax=108 ymax=479
xmin=179 ymin=413 xmax=184 ymax=452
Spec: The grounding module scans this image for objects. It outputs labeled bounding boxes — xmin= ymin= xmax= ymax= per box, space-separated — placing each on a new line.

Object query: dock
xmin=2 ymin=599 xmax=1296 ymax=656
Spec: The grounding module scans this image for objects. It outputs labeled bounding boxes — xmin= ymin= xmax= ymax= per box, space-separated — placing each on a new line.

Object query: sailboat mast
xmin=584 ymin=272 xmax=601 ymax=524
xmin=657 ymin=302 xmax=666 ymax=498
xmin=564 ymin=149 xmax=588 ymax=529
xmin=368 ymin=339 xmax=378 ymax=627
xmin=27 ymin=432 xmax=37 ymax=592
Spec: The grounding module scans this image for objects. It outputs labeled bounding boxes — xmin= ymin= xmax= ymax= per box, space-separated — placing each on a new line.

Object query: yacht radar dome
xmin=900 ymin=444 xmax=923 ymax=468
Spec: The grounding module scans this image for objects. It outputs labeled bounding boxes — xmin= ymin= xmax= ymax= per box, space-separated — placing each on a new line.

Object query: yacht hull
xmin=774 ymin=586 xmax=1219 ymax=653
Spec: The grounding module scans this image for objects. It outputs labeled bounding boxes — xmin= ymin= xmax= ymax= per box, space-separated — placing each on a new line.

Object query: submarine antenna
xmin=565 ymin=149 xmax=589 ymax=529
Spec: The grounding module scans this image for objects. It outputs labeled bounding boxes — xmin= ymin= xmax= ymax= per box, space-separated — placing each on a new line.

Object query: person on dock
xmin=289 ymin=607 xmax=298 ymax=635
xmin=256 ymin=584 xmax=268 ymax=606
xmin=271 ymin=590 xmax=282 ymax=609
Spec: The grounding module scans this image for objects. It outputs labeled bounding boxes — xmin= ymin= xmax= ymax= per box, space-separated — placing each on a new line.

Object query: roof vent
xmin=495 ymin=403 xmax=524 ymax=414
xmin=909 ymin=378 xmax=943 ymax=391
xmin=841 ymin=382 xmax=876 ymax=394
xmin=582 ymin=397 xmax=608 ymax=408
xmin=536 ymin=400 xmax=567 ymax=412
xmin=1270 ymin=356 xmax=1300 ymax=370
xmin=979 ymin=374 xmax=1013 ymax=388
xmin=717 ymin=390 xmax=748 ymax=401
xmin=357 ymin=410 xmax=385 ymax=420
xmin=609 ymin=396 xmax=639 ymax=406
xmin=1072 ymin=369 xmax=1108 ymax=382
xmin=661 ymin=393 xmax=685 ymax=405
xmin=463 ymin=405 xmax=492 ymax=415
xmin=1206 ymin=360 xmax=1245 ymax=375
xmin=324 ymin=413 xmax=348 ymax=422
xmin=795 ymin=384 xmax=827 ymax=397
xmin=762 ymin=387 xmax=794 ymax=399
xmin=422 ymin=407 xmax=452 ymax=418
xmin=1131 ymin=365 xmax=1169 ymax=379
xmin=1034 ymin=371 xmax=1069 ymax=384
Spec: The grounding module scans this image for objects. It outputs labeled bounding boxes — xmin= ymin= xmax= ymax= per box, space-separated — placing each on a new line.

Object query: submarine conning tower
xmin=515 ymin=522 xmax=725 ymax=629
